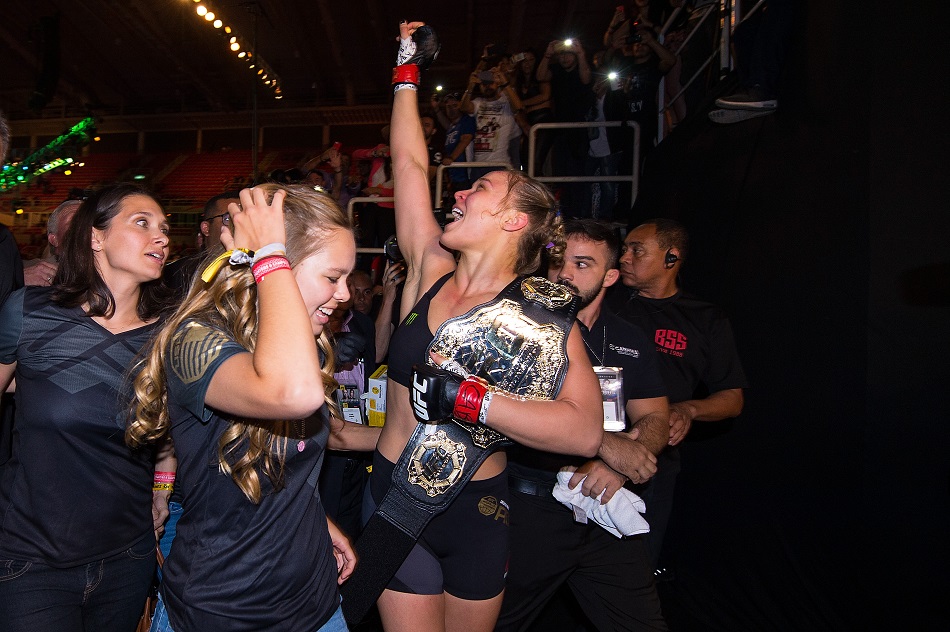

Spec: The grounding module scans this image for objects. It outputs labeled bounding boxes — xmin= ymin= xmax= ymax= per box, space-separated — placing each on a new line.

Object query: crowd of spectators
xmin=270 ymin=1 xmax=706 ymax=225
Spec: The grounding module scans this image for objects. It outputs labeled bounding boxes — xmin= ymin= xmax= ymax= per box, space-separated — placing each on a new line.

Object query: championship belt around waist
xmin=341 ymin=276 xmax=578 ymax=624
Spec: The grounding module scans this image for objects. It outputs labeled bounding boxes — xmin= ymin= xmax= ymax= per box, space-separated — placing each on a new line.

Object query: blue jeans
xmin=157 ymin=501 xmax=182 ymax=580
xmin=0 ymin=531 xmax=156 ymax=632
xmin=150 ymin=594 xmax=349 ymax=632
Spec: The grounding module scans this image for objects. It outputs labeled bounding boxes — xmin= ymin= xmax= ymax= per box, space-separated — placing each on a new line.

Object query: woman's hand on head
xmin=228 ymin=187 xmax=287 ymax=252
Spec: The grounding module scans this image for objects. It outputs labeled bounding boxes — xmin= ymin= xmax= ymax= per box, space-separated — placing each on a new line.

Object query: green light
xmin=0 ymin=117 xmax=96 ymax=191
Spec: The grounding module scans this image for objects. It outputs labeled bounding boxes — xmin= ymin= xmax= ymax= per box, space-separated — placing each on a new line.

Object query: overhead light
xmin=204 ymin=12 xmax=215 ymax=21
xmin=15 ymin=208 xmax=24 ymax=214
xmin=93 ymin=136 xmax=101 ymax=142
xmin=196 ymin=5 xmax=207 ymax=17
xmin=224 ymin=26 xmax=232 ymax=34
xmin=238 ymin=51 xmax=246 ymax=58
xmin=213 ymin=19 xmax=223 ymax=28
xmin=229 ymin=36 xmax=237 ymax=43
xmin=230 ymin=42 xmax=240 ymax=51
xmin=64 ymin=170 xmax=72 ymax=175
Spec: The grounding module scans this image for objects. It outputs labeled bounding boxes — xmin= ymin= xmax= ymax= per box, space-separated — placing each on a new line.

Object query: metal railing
xmin=655 ymin=0 xmax=769 ymax=142
xmin=432 ymin=122 xmax=641 ymax=214
xmin=528 ymin=121 xmax=641 ymax=208
xmin=345 ymin=196 xmax=393 ymax=255
xmin=657 ymin=1 xmax=720 ymax=143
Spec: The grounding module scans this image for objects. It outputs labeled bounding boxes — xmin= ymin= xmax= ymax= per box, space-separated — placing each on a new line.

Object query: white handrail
xmin=345 ymin=196 xmax=394 ymax=255
xmin=527 ymin=121 xmax=641 ymax=208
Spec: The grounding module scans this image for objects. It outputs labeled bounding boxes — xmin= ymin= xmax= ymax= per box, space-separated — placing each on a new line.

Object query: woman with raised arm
xmin=359 ymin=21 xmax=603 ymax=632
xmin=128 ymin=184 xmax=364 ymax=632
xmin=0 ymin=184 xmax=174 ymax=631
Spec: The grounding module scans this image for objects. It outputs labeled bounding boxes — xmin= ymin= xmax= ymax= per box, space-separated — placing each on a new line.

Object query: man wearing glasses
xmin=163 ymin=190 xmax=241 ymax=298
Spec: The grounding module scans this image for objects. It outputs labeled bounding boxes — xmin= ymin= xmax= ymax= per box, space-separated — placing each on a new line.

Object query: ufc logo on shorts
xmin=412 ymin=374 xmax=430 ymax=420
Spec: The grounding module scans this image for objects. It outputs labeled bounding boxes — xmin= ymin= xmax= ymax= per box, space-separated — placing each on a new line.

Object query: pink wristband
xmin=252 ymin=256 xmax=291 ymax=284
xmin=153 ymin=471 xmax=176 ymax=483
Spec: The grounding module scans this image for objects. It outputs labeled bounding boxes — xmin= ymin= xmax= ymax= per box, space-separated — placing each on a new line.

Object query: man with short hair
xmin=608 ymin=218 xmax=748 ymax=571
xmin=349 ymin=269 xmax=376 ymax=318
xmin=460 ymin=65 xmax=523 ymax=180
xmin=22 ymin=199 xmax=80 ymax=287
xmin=163 ymin=190 xmax=241 ymax=298
xmin=498 ymin=219 xmax=670 ymax=632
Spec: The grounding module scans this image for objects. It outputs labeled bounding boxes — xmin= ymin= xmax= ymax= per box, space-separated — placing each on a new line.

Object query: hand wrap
xmin=410 ymin=364 xmax=490 ymax=425
xmin=393 ymin=24 xmax=441 ymax=92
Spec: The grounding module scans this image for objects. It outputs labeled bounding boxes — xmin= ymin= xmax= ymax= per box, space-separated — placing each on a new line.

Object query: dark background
xmin=630 ymin=3 xmax=949 ymax=630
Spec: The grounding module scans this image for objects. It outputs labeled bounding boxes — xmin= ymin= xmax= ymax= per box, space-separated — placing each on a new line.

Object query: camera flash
xmin=608 ymin=72 xmax=618 ymax=80
xmin=436 ymin=85 xmax=443 ymax=92
xmin=564 ymin=39 xmax=573 ymax=46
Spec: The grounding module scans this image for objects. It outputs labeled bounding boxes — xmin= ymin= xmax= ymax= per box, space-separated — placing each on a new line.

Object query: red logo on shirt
xmin=655 ymin=329 xmax=687 ymax=356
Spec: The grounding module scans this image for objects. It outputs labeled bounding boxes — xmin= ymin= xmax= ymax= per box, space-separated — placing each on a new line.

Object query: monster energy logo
xmin=403 ymin=312 xmax=418 ymax=326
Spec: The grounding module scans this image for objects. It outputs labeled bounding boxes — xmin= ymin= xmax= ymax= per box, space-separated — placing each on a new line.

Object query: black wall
xmin=631 ymin=3 xmax=948 ymax=630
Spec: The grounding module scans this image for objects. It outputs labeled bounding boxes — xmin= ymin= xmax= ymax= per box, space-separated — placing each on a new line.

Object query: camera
xmin=625 ymin=20 xmax=644 ymax=44
xmin=383 ymin=234 xmax=404 ymax=263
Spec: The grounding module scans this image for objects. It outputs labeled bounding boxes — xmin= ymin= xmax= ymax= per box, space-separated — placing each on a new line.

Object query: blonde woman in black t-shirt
xmin=129 ymin=185 xmax=374 ymax=632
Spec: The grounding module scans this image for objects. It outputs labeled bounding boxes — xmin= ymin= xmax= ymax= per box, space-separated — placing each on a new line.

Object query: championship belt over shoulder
xmin=341 ymin=276 xmax=579 ymax=623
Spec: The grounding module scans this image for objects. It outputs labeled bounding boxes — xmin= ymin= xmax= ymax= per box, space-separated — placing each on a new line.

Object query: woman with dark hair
xmin=359 ymin=21 xmax=603 ymax=632
xmin=129 ymin=184 xmax=363 ymax=632
xmin=0 ymin=183 xmax=174 ymax=631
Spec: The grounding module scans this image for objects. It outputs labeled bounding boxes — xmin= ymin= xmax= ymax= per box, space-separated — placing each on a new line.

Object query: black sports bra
xmin=387 ymin=273 xmax=453 ymax=387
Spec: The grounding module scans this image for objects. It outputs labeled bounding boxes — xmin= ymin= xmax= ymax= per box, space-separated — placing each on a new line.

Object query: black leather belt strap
xmin=340 ymin=421 xmax=510 ymax=624
xmin=508 ymin=475 xmax=555 ymax=497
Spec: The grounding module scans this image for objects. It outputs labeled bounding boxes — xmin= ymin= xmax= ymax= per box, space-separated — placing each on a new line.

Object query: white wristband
xmin=251 ymin=243 xmax=286 ymax=264
xmin=478 ymin=390 xmax=493 ymax=425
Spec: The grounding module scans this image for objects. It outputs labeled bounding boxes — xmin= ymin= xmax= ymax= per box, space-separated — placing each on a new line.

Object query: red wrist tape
xmin=454 ymin=377 xmax=489 ymax=424
xmin=252 ymin=256 xmax=291 ymax=284
xmin=392 ymin=64 xmax=420 ymax=86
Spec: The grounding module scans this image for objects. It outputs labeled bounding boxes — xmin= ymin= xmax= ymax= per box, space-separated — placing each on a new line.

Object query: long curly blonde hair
xmin=127 ymin=184 xmax=352 ymax=503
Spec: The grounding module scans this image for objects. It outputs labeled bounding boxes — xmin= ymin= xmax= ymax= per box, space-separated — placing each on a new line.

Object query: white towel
xmin=552 ymin=470 xmax=651 ymax=538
